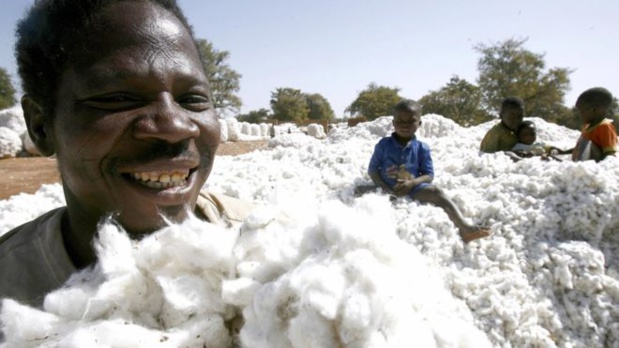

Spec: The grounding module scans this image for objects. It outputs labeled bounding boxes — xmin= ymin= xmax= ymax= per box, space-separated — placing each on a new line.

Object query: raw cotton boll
xmin=267 ymin=133 xmax=320 ymax=150
xmin=418 ymin=114 xmax=462 ymax=138
xmin=226 ymin=117 xmax=240 ymax=141
xmin=234 ymin=197 xmax=492 ymax=347
xmin=0 ymin=183 xmax=65 ymax=235
xmin=0 ymin=127 xmax=22 ymax=158
xmin=0 ymin=298 xmax=62 ymax=346
xmin=241 ymin=122 xmax=251 ymax=135
xmin=259 ymin=123 xmax=269 ymax=137
xmin=366 ymin=115 xmax=393 ymax=138
xmin=327 ymin=123 xmax=375 ymax=143
xmin=0 ymin=106 xmax=26 ymax=135
xmin=219 ymin=118 xmax=229 ymax=142
xmin=21 ymin=131 xmax=40 ymax=156
xmin=250 ymin=123 xmax=261 ymax=136
xmin=307 ymin=123 xmax=326 ymax=139
xmin=1 ymin=215 xmax=237 ymax=347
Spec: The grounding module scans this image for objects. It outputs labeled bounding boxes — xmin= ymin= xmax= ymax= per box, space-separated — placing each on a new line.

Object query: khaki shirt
xmin=479 ymin=122 xmax=518 ymax=153
xmin=0 ymin=191 xmax=254 ymax=308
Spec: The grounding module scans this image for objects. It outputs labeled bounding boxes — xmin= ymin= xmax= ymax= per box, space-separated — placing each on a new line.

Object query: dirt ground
xmin=0 ymin=140 xmax=269 ymax=200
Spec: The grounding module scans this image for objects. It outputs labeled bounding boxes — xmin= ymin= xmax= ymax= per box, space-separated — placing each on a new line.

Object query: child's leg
xmin=411 ymin=185 xmax=490 ymax=242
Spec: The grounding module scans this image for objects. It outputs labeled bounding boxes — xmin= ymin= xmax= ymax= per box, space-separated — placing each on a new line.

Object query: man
xmin=0 ymin=0 xmax=252 ymax=307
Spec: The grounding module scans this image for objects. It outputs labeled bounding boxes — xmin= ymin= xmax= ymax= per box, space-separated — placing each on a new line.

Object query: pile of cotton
xmin=0 ymin=127 xmax=22 ymax=159
xmin=219 ymin=119 xmax=229 ymax=142
xmin=0 ymin=106 xmax=26 ymax=135
xmin=226 ymin=118 xmax=241 ymax=142
xmin=2 ymin=216 xmax=238 ymax=347
xmin=307 ymin=123 xmax=326 ymax=139
xmin=2 ymin=114 xmax=619 ymax=347
xmin=0 ymin=105 xmax=37 ymax=157
xmin=0 ymin=197 xmax=492 ymax=347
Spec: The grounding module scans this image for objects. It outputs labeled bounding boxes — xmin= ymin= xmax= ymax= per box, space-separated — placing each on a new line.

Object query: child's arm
xmin=548 ymin=146 xmax=573 ymax=155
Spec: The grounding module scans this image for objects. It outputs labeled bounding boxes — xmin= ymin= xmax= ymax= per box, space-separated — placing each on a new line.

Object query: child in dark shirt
xmin=480 ymin=97 xmax=525 ymax=153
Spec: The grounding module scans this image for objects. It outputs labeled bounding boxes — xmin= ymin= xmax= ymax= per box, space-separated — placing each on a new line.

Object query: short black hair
xmin=393 ymin=99 xmax=422 ymax=115
xmin=517 ymin=120 xmax=536 ymax=136
xmin=15 ymin=0 xmax=198 ymax=119
xmin=500 ymin=96 xmax=525 ymax=113
xmin=576 ymin=87 xmax=613 ymax=109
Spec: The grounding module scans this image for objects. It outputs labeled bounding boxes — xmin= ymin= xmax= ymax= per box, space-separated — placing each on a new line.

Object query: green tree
xmin=304 ymin=93 xmax=335 ymax=121
xmin=270 ymin=88 xmax=309 ymax=122
xmin=418 ymin=76 xmax=492 ymax=126
xmin=346 ymin=83 xmax=402 ymax=120
xmin=237 ymin=108 xmax=271 ymax=123
xmin=0 ymin=68 xmax=16 ymax=109
xmin=475 ymin=38 xmax=572 ymax=123
xmin=196 ymin=39 xmax=242 ymax=116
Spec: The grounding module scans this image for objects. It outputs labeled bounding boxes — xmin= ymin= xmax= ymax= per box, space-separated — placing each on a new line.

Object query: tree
xmin=418 ymin=76 xmax=492 ymax=126
xmin=0 ymin=68 xmax=16 ymax=109
xmin=270 ymin=88 xmax=309 ymax=122
xmin=346 ymin=83 xmax=402 ymax=120
xmin=475 ymin=38 xmax=572 ymax=123
xmin=195 ymin=39 xmax=242 ymax=116
xmin=304 ymin=93 xmax=335 ymax=121
xmin=237 ymin=108 xmax=271 ymax=123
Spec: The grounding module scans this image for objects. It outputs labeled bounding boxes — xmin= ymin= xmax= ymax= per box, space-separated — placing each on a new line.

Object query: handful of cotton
xmin=1 ymin=216 xmax=238 ymax=348
xmin=226 ymin=195 xmax=492 ymax=347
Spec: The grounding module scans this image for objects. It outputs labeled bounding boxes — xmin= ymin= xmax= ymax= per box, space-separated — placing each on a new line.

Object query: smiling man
xmin=0 ymin=0 xmax=251 ymax=307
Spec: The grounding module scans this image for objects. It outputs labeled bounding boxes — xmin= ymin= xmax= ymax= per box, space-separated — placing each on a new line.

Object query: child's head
xmin=499 ymin=97 xmax=525 ymax=131
xmin=516 ymin=120 xmax=537 ymax=145
xmin=575 ymin=87 xmax=613 ymax=124
xmin=392 ymin=99 xmax=422 ymax=139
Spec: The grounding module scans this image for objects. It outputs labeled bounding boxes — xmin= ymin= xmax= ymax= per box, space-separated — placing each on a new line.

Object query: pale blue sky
xmin=1 ymin=1 xmax=617 ymax=117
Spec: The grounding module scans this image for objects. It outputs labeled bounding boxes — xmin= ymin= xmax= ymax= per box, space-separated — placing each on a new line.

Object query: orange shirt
xmin=582 ymin=119 xmax=618 ymax=155
xmin=572 ymin=118 xmax=618 ymax=161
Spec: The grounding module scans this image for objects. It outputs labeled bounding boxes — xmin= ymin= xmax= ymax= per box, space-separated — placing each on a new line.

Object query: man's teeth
xmin=131 ymin=170 xmax=190 ymax=188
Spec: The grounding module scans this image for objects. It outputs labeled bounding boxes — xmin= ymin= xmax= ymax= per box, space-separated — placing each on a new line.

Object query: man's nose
xmin=132 ymin=96 xmax=200 ymax=143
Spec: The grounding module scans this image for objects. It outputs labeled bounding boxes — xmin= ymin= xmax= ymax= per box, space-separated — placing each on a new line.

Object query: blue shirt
xmin=368 ymin=133 xmax=434 ymax=189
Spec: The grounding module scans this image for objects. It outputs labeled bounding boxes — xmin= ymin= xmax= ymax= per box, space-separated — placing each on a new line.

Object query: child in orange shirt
xmin=571 ymin=87 xmax=618 ymax=162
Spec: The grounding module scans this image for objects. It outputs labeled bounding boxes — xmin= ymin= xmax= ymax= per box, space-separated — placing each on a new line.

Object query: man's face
xmin=392 ymin=109 xmax=421 ymax=139
xmin=500 ymin=106 xmax=524 ymax=131
xmin=50 ymin=2 xmax=220 ymax=234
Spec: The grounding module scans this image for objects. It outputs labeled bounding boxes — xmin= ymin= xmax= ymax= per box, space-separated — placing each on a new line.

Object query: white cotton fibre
xmin=3 ymin=112 xmax=619 ymax=347
xmin=230 ymin=195 xmax=492 ymax=347
xmin=1 ymin=215 xmax=237 ymax=348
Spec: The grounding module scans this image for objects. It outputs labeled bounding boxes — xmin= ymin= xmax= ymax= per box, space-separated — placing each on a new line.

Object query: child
xmin=511 ymin=121 xmax=572 ymax=160
xmin=368 ymin=99 xmax=490 ymax=243
xmin=480 ymin=97 xmax=525 ymax=153
xmin=571 ymin=87 xmax=618 ymax=162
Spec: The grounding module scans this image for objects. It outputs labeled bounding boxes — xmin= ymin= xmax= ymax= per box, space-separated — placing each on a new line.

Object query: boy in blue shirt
xmin=368 ymin=99 xmax=490 ymax=243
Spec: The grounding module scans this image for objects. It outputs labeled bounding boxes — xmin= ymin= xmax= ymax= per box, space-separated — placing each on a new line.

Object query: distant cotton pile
xmin=2 ymin=114 xmax=619 ymax=347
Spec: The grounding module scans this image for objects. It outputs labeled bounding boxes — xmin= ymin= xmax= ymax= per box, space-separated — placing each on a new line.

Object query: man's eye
xmin=78 ymin=94 xmax=142 ymax=111
xmin=178 ymin=94 xmax=212 ymax=111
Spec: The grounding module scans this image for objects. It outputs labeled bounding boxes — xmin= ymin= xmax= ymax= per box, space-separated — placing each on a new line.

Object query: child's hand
xmin=393 ymin=178 xmax=418 ymax=196
xmin=385 ymin=165 xmax=399 ymax=180
xmin=396 ymin=164 xmax=413 ymax=182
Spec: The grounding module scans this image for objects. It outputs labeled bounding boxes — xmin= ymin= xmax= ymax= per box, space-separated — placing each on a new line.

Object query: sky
xmin=0 ymin=0 xmax=618 ymax=117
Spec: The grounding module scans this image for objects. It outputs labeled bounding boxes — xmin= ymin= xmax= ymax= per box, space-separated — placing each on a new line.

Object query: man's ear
xmin=22 ymin=95 xmax=55 ymax=156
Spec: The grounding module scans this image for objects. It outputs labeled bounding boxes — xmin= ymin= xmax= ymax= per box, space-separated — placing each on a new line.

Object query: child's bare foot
xmin=459 ymin=225 xmax=491 ymax=243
